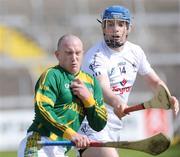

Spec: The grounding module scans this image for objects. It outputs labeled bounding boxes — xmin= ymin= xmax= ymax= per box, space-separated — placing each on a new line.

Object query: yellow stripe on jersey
xmin=82 ymin=95 xmax=96 ymax=108
xmin=95 ymin=106 xmax=107 ymax=121
xmin=37 ymin=101 xmax=79 ymax=140
xmin=50 ymin=133 xmax=58 ymax=140
xmin=37 ymin=101 xmax=67 ymax=133
xmin=66 ymin=119 xmax=75 ymax=126
xmin=76 ymin=71 xmax=94 ymax=85
xmin=36 ymin=92 xmax=54 ymax=107
xmin=96 ymin=113 xmax=107 ymax=122
xmin=39 ymin=68 xmax=51 ymax=85
xmin=63 ymin=128 xmax=77 ymax=140
xmin=96 ymin=106 xmax=107 ymax=116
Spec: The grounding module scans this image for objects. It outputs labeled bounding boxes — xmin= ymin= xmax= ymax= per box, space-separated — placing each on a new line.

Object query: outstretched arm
xmin=143 ymin=69 xmax=179 ymax=115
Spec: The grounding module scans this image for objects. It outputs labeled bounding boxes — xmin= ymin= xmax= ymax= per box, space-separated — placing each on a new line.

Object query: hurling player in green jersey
xmin=18 ymin=34 xmax=107 ymax=157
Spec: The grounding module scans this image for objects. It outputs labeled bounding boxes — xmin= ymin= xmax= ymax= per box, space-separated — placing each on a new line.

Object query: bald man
xmin=18 ymin=34 xmax=107 ymax=157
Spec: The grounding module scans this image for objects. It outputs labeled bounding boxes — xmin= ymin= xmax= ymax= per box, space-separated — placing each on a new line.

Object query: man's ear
xmin=55 ymin=50 xmax=59 ymax=58
xmin=128 ymin=24 xmax=132 ymax=33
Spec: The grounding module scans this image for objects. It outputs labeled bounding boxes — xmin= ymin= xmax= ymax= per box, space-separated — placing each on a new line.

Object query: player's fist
xmin=113 ymin=103 xmax=128 ymax=119
xmin=70 ymin=78 xmax=93 ymax=102
xmin=169 ymin=96 xmax=179 ymax=116
xmin=71 ymin=133 xmax=91 ymax=148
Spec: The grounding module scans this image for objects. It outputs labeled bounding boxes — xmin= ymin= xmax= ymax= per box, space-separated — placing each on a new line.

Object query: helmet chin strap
xmin=104 ymin=33 xmax=128 ymax=48
xmin=105 ymin=39 xmax=124 ymax=48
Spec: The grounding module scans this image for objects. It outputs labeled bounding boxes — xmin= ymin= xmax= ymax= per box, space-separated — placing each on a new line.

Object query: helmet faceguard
xmin=100 ymin=5 xmax=132 ymax=48
xmin=103 ymin=20 xmax=129 ymax=48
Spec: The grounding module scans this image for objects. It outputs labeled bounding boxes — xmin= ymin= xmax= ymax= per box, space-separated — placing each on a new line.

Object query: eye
xmin=107 ymin=21 xmax=114 ymax=27
xmin=65 ymin=51 xmax=73 ymax=55
xmin=76 ymin=51 xmax=82 ymax=56
xmin=117 ymin=21 xmax=126 ymax=27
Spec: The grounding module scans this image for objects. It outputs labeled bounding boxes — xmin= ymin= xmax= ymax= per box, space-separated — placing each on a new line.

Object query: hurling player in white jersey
xmin=78 ymin=5 xmax=179 ymax=157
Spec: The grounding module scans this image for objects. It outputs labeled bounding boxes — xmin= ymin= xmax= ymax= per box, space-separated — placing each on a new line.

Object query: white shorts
xmin=18 ymin=132 xmax=68 ymax=157
xmin=78 ymin=106 xmax=123 ymax=142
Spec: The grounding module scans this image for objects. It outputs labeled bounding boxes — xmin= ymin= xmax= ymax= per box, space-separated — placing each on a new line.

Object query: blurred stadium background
xmin=0 ymin=0 xmax=180 ymax=156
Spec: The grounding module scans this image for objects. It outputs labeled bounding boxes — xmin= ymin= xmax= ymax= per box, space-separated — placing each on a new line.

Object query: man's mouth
xmin=72 ymin=64 xmax=77 ymax=68
xmin=112 ymin=35 xmax=121 ymax=40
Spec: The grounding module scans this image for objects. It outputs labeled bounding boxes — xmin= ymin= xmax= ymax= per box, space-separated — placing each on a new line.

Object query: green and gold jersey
xmin=28 ymin=65 xmax=107 ymax=141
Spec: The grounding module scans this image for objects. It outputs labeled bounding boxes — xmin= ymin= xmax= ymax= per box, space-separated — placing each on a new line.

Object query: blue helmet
xmin=102 ymin=5 xmax=131 ymax=24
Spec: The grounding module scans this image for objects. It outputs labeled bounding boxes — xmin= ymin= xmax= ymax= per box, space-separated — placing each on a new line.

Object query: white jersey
xmin=79 ymin=40 xmax=153 ymax=140
xmin=82 ymin=40 xmax=152 ymax=103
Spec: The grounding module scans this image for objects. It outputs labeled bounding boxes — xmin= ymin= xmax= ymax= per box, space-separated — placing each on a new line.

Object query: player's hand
xmin=113 ymin=103 xmax=128 ymax=119
xmin=169 ymin=96 xmax=179 ymax=116
xmin=71 ymin=133 xmax=91 ymax=148
xmin=70 ymin=78 xmax=92 ymax=101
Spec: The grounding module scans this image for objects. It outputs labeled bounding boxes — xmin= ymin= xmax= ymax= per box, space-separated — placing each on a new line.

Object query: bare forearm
xmin=103 ymin=89 xmax=123 ymax=108
xmin=144 ymin=70 xmax=179 ymax=115
xmin=144 ymin=70 xmax=166 ymax=92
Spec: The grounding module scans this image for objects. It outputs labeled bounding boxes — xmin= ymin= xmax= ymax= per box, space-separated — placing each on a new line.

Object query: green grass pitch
xmin=0 ymin=144 xmax=179 ymax=157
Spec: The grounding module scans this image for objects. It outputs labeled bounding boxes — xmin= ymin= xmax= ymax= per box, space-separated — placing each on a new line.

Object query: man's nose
xmin=72 ymin=53 xmax=76 ymax=61
xmin=113 ymin=25 xmax=119 ymax=32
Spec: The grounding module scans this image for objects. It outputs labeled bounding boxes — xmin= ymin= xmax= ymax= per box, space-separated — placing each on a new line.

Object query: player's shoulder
xmin=80 ymin=70 xmax=93 ymax=77
xmin=36 ymin=66 xmax=58 ymax=84
xmin=125 ymin=41 xmax=143 ymax=50
xmin=125 ymin=41 xmax=145 ymax=56
xmin=44 ymin=65 xmax=59 ymax=73
xmin=79 ymin=70 xmax=95 ymax=85
xmin=40 ymin=66 xmax=63 ymax=78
